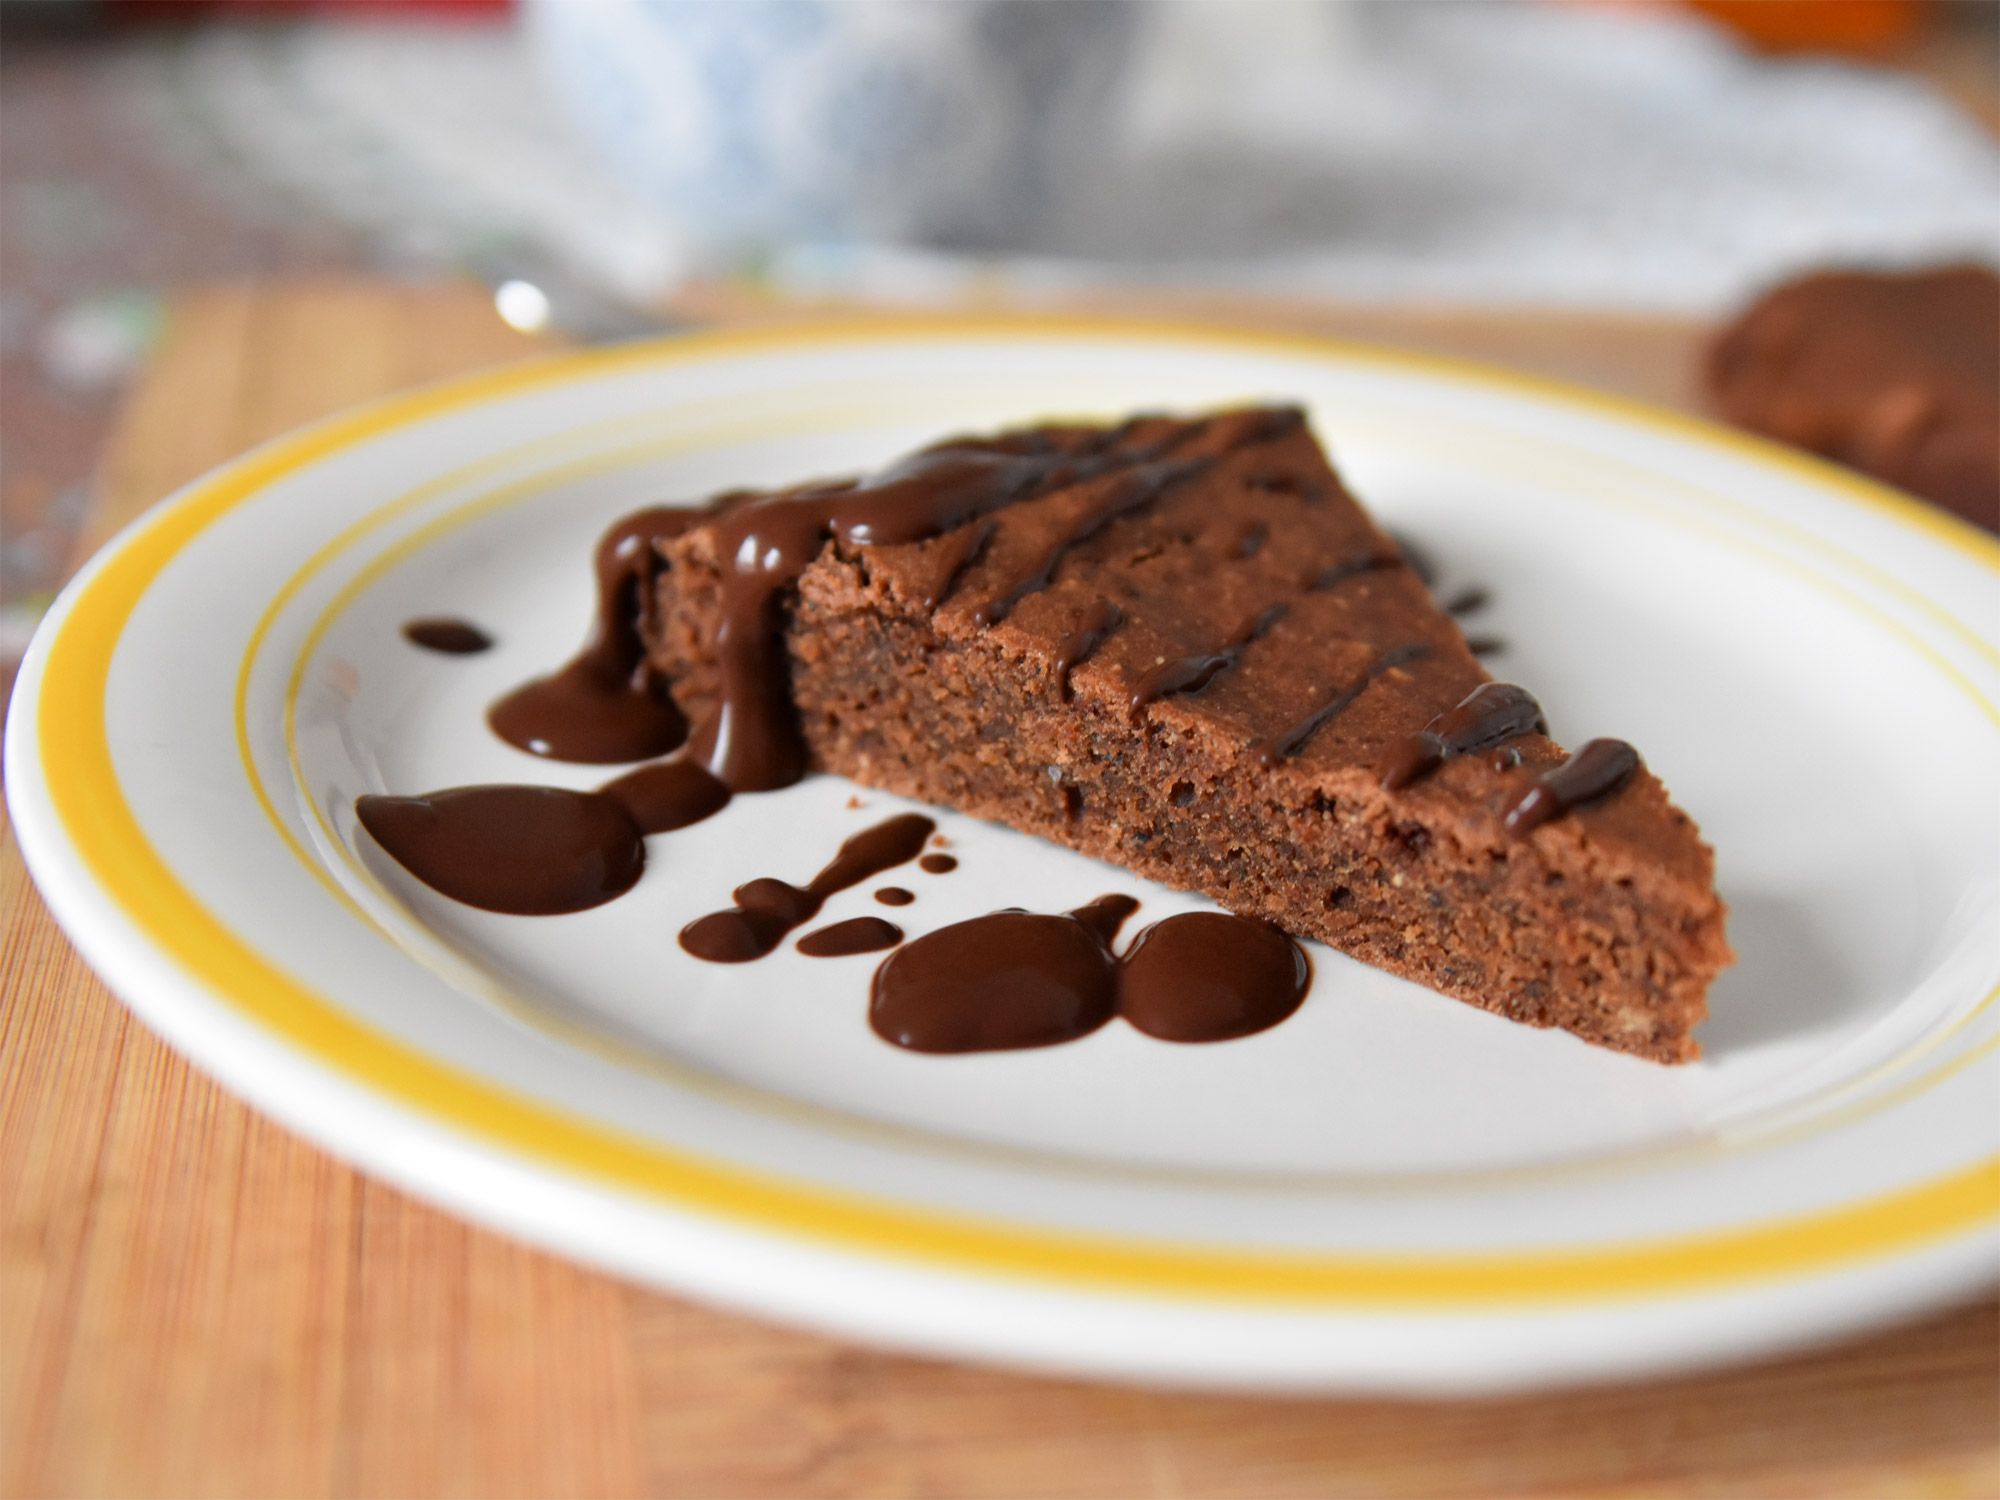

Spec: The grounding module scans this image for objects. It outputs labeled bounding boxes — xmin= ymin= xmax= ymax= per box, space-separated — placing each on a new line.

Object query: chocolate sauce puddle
xmin=870 ymin=896 xmax=1307 ymax=1054
xmin=798 ymin=916 xmax=904 ymax=957
xmin=600 ymin=758 xmax=732 ymax=834
xmin=1119 ymin=912 xmax=1311 ymax=1042
xmin=356 ymin=785 xmax=643 ymax=915
xmin=678 ymin=813 xmax=935 ymax=962
xmin=403 ymin=618 xmax=493 ymax=654
xmin=1504 ymin=738 xmax=1640 ymax=835
xmin=1379 ymin=683 xmax=1547 ymax=790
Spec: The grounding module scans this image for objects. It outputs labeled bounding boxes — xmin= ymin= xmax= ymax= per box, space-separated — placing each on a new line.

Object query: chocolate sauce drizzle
xmin=486 ymin=505 xmax=706 ymax=763
xmin=1503 ymin=738 xmax=1640 ymax=835
xmin=1379 ymin=683 xmax=1548 ymax=790
xmin=403 ymin=618 xmax=494 ymax=654
xmin=969 ymin=460 xmax=1208 ymax=627
xmin=1252 ymin=644 xmax=1430 ymax=767
xmin=1444 ymin=586 xmax=1489 ymax=616
xmin=797 ymin=916 xmax=904 ymax=957
xmin=494 ymin=408 xmax=1304 ymax=792
xmin=1465 ymin=634 xmax=1506 ymax=658
xmin=1051 ymin=599 xmax=1123 ymax=701
xmin=869 ymin=897 xmax=1307 ymax=1054
xmin=1128 ymin=603 xmax=1289 ymax=716
xmin=678 ymin=813 xmax=935 ymax=962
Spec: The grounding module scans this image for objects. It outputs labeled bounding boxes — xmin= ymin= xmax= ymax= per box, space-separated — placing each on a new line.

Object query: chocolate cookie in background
xmin=1707 ymin=264 xmax=2000 ymax=531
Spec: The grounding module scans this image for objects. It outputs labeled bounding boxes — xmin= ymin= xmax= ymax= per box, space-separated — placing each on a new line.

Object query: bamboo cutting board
xmin=3 ymin=282 xmax=1996 ymax=1500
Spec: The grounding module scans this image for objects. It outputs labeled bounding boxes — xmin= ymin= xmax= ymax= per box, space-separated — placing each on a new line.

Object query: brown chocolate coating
xmin=403 ymin=617 xmax=494 ymax=654
xmin=1709 ymin=264 xmax=2000 ymax=529
xmin=356 ymin=785 xmax=643 ymax=915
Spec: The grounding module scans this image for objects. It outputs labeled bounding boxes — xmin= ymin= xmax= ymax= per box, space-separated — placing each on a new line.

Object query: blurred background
xmin=3 ymin=0 xmax=1996 ymax=679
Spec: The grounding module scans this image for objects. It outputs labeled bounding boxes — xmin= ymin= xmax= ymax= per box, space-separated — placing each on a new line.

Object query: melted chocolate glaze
xmin=1118 ymin=912 xmax=1310 ymax=1042
xmin=916 ymin=518 xmax=999 ymax=610
xmin=918 ymin=852 xmax=957 ymax=875
xmin=403 ymin=618 xmax=493 ymax=654
xmin=1465 ymin=634 xmax=1506 ymax=657
xmin=1051 ymin=599 xmax=1123 ymax=701
xmin=1305 ymin=551 xmax=1401 ymax=593
xmin=679 ymin=813 xmax=936 ymax=962
xmin=356 ymin=785 xmax=644 ymax=915
xmin=1444 ymin=586 xmax=1489 ymax=616
xmin=487 ymin=505 xmax=711 ymax=763
xmin=870 ymin=894 xmax=1307 ymax=1054
xmin=497 ymin=408 xmax=1304 ymax=792
xmin=798 ymin=916 xmax=904 ymax=957
xmin=1128 ymin=603 xmax=1289 ymax=716
xmin=875 ymin=886 xmax=915 ymax=906
xmin=1379 ymin=683 xmax=1547 ymax=791
xmin=599 ymin=757 xmax=732 ymax=834
xmin=969 ymin=460 xmax=1209 ymax=627
xmin=1231 ymin=520 xmax=1269 ymax=559
xmin=1252 ymin=644 xmax=1430 ymax=766
xmin=1504 ymin=738 xmax=1640 ymax=835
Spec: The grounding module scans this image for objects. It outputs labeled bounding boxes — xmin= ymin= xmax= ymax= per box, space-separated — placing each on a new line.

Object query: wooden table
xmin=4 ymin=283 xmax=1996 ymax=1500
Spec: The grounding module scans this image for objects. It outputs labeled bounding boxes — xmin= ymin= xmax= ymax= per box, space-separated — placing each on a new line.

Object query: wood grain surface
xmin=3 ymin=282 xmax=1996 ymax=1500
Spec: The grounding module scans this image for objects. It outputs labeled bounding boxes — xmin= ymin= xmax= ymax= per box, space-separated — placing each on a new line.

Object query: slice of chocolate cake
xmin=533 ymin=408 xmax=1732 ymax=1062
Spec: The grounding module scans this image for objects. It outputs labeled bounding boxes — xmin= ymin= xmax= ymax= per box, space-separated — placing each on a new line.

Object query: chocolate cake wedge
xmin=553 ymin=407 xmax=1732 ymax=1062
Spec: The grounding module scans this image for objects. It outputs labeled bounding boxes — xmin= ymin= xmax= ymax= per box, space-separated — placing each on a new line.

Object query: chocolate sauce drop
xmin=918 ymin=852 xmax=957 ymax=874
xmin=870 ymin=907 xmax=1122 ymax=1053
xmin=798 ymin=917 xmax=904 ymax=957
xmin=1503 ymin=738 xmax=1640 ymax=834
xmin=599 ymin=758 xmax=732 ymax=834
xmin=403 ymin=618 xmax=493 ymax=654
xmin=1379 ymin=683 xmax=1547 ymax=791
xmin=356 ymin=785 xmax=644 ymax=915
xmin=875 ymin=887 xmax=915 ymax=906
xmin=1117 ymin=913 xmax=1310 ymax=1042
xmin=1465 ymin=634 xmax=1506 ymax=657
xmin=1445 ymin=586 xmax=1490 ymax=616
xmin=679 ymin=813 xmax=937 ymax=962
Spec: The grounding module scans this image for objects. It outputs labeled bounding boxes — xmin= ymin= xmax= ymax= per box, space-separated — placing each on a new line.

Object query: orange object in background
xmin=1676 ymin=0 xmax=1927 ymax=56
xmin=1566 ymin=0 xmax=1930 ymax=57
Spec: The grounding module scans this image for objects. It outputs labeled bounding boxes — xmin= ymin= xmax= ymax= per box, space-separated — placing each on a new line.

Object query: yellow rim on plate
xmin=34 ymin=314 xmax=2000 ymax=1306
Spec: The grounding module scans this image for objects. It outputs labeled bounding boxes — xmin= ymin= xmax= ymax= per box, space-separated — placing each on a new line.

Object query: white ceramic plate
xmin=10 ymin=319 xmax=1998 ymax=1394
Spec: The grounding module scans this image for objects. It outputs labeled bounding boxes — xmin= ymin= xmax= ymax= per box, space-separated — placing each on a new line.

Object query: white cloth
xmin=124 ymin=1 xmax=2000 ymax=313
